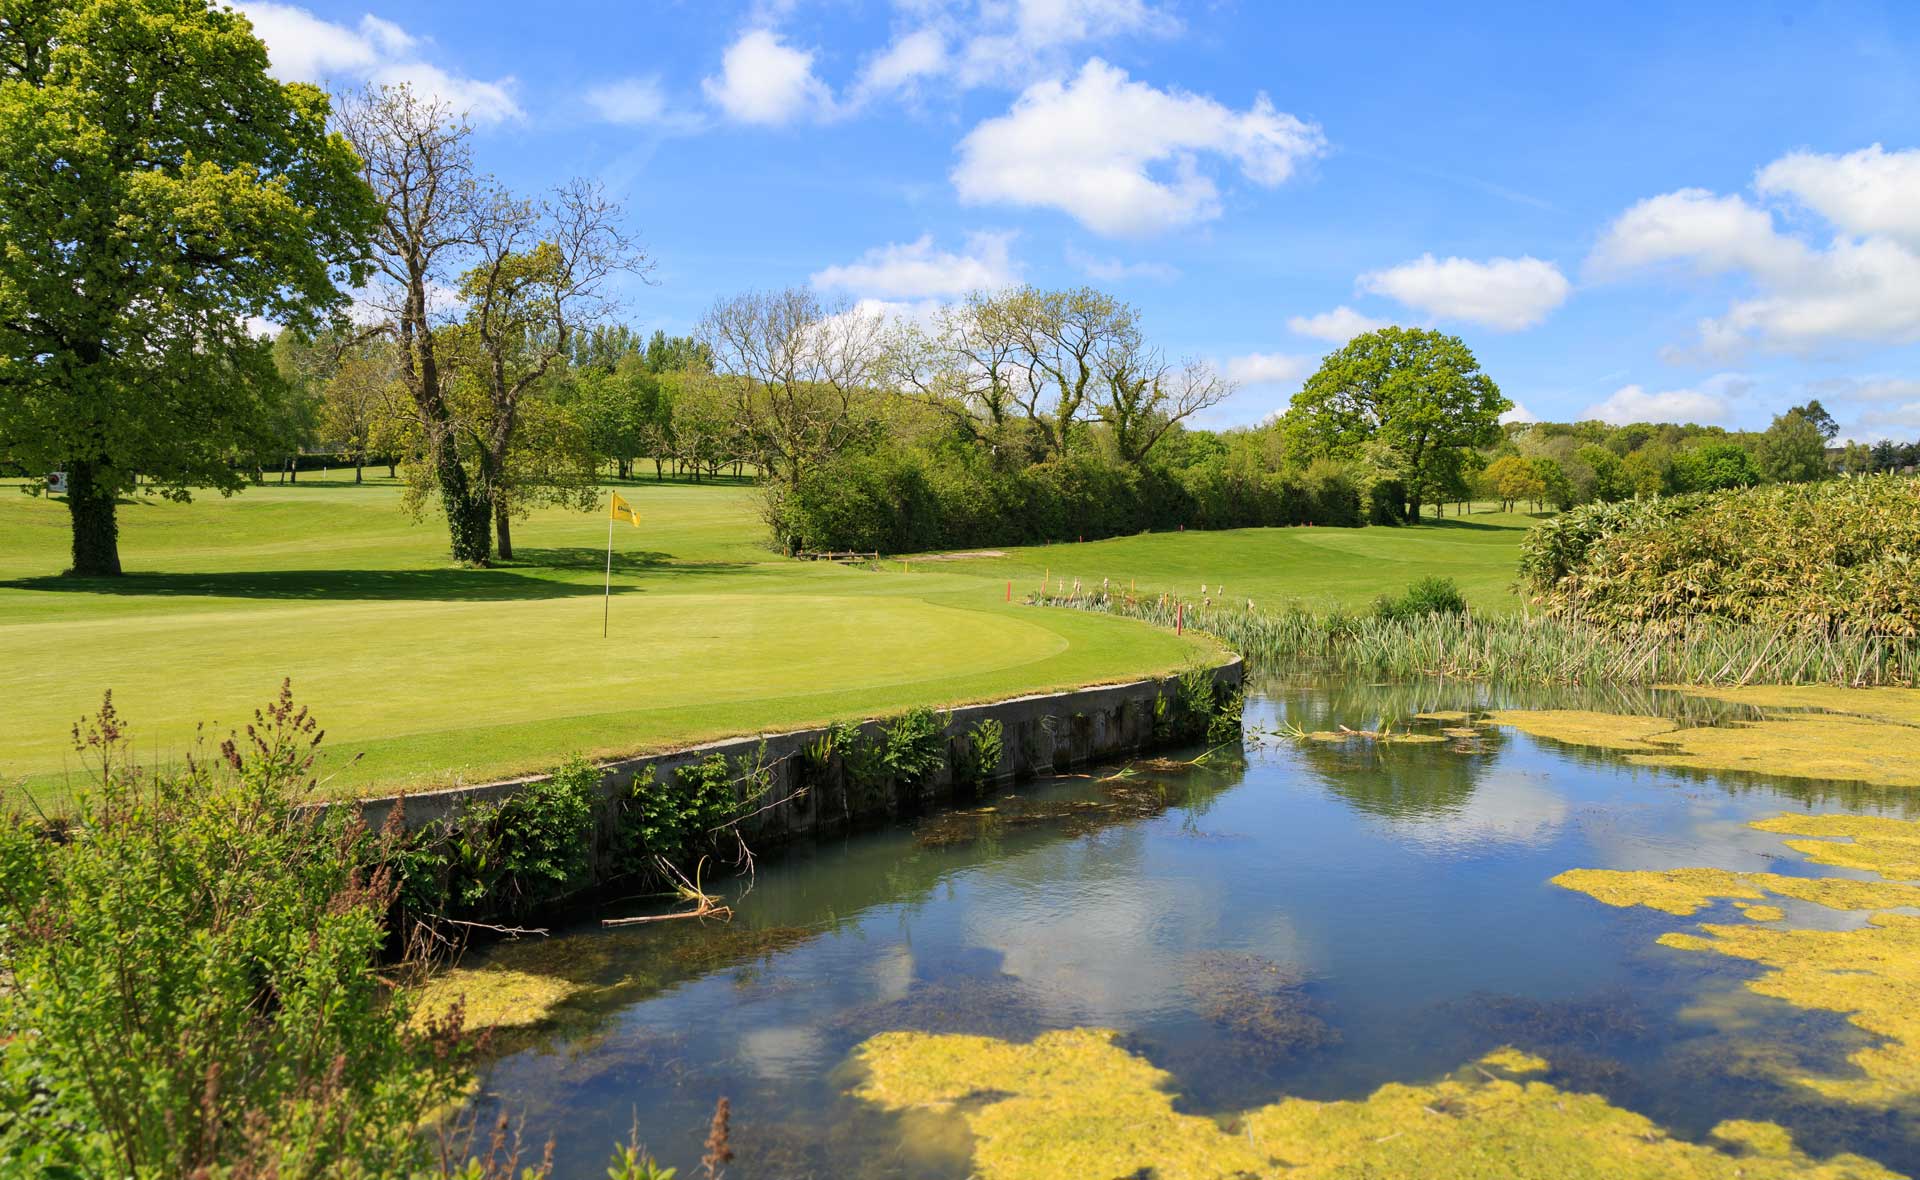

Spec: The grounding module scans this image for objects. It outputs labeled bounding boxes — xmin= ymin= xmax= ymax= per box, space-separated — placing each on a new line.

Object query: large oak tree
xmin=1284 ymin=327 xmax=1509 ymax=521
xmin=0 ymin=0 xmax=377 ymax=575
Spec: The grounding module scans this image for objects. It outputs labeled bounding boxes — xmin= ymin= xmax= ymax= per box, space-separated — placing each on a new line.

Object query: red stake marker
xmin=1006 ymin=580 xmax=1011 ymax=602
xmin=1176 ymin=602 xmax=1184 ymax=635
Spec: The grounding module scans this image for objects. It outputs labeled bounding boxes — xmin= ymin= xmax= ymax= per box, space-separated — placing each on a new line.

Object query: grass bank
xmin=0 ymin=478 xmax=1216 ymax=802
xmin=921 ymin=508 xmax=1539 ymax=614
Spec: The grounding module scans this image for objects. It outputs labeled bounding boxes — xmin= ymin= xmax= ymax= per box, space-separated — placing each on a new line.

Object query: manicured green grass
xmin=918 ymin=509 xmax=1539 ymax=613
xmin=1 ymin=478 xmax=1538 ymax=803
xmin=1 ymin=478 xmax=1215 ymax=802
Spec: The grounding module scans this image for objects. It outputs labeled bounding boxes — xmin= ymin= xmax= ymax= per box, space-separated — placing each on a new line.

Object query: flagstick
xmin=602 ymin=505 xmax=614 ymax=639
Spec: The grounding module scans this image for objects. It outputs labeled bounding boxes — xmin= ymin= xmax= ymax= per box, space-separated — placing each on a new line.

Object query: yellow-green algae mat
xmin=1486 ymin=686 xmax=1920 ymax=788
xmin=848 ymin=1031 xmax=1894 ymax=1178
xmin=1555 ymin=814 xmax=1920 ymax=1108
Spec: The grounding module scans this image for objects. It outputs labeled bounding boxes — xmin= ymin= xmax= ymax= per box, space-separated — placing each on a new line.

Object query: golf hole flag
xmin=603 ymin=492 xmax=640 ymax=637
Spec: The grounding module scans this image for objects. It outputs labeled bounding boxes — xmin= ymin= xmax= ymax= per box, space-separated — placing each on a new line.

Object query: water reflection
xmin=454 ymin=675 xmax=1920 ymax=1177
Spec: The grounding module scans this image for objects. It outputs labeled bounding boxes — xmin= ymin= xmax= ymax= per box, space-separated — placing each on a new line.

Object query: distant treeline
xmin=261 ymin=301 xmax=1915 ymax=557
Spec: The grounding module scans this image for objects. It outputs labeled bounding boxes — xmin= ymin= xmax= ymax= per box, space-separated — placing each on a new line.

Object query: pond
xmin=451 ymin=677 xmax=1920 ymax=1178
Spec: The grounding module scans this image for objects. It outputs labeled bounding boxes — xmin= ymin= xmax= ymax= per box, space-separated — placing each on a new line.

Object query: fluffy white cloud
xmin=1499 ymin=402 xmax=1539 ymax=424
xmin=232 ymin=2 xmax=521 ymax=123
xmin=810 ymin=231 xmax=1020 ymax=299
xmin=952 ymin=59 xmax=1324 ymax=236
xmin=856 ymin=28 xmax=948 ymax=98
xmin=1287 ymin=305 xmax=1387 ymax=343
xmin=1591 ymin=149 xmax=1920 ymax=355
xmin=1756 ymin=144 xmax=1920 ymax=248
xmin=1223 ymin=352 xmax=1311 ymax=387
xmin=1356 ymin=254 xmax=1569 ymax=331
xmin=1583 ymin=374 xmax=1752 ymax=426
xmin=702 ymin=29 xmax=835 ymax=125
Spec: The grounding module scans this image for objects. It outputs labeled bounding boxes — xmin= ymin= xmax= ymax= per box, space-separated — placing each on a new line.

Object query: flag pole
xmin=602 ymin=500 xmax=614 ymax=639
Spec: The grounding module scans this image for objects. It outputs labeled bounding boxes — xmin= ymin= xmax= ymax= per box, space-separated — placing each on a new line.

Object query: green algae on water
xmin=1551 ymin=868 xmax=1920 ymax=917
xmin=1489 ymin=688 xmax=1920 ymax=790
xmin=849 ymin=1028 xmax=1899 ymax=1179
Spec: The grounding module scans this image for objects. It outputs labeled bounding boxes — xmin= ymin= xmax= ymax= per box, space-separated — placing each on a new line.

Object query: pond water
xmin=457 ymin=677 xmax=1920 ymax=1177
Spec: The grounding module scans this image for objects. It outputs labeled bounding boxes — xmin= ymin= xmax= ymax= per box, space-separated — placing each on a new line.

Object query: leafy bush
xmin=399 ymin=756 xmax=598 ymax=920
xmin=1520 ymin=475 xmax=1920 ymax=635
xmin=625 ymin=752 xmax=743 ymax=865
xmin=880 ymin=707 xmax=947 ymax=787
xmin=1373 ymin=576 xmax=1468 ymax=621
xmin=952 ymin=717 xmax=1005 ymax=789
xmin=0 ymin=687 xmax=470 ymax=1178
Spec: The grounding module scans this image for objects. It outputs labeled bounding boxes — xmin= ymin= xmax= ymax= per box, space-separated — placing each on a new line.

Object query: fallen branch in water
xmin=601 ymin=856 xmax=733 ymax=927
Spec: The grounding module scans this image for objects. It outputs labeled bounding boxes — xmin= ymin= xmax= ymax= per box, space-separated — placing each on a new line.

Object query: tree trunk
xmin=434 ymin=449 xmax=491 ymax=565
xmin=1406 ymin=492 xmax=1422 ymax=522
xmin=354 ymin=462 xmax=363 ymax=484
xmin=653 ymin=457 xmax=663 ymax=481
xmin=65 ymin=459 xmax=122 ymax=577
xmin=494 ymin=499 xmax=513 ymax=561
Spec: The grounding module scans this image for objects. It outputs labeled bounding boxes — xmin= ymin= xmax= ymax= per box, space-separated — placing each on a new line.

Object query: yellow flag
xmin=609 ymin=491 xmax=641 ymax=527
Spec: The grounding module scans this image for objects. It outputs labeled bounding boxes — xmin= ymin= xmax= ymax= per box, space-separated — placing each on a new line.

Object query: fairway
xmin=920 ymin=510 xmax=1537 ymax=613
xmin=1 ymin=481 xmax=1537 ymax=801
xmin=0 ymin=479 xmax=1214 ymax=801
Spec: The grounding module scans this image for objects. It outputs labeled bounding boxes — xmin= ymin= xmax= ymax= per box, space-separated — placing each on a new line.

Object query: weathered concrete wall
xmin=340 ymin=658 xmax=1242 ymax=847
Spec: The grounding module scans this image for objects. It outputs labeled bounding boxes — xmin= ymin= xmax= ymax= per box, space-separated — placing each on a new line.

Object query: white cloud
xmin=1756 ymin=144 xmax=1920 ymax=248
xmin=702 ymin=29 xmax=835 ymax=125
xmin=1583 ymin=374 xmax=1752 ymax=426
xmin=1591 ymin=153 xmax=1920 ymax=356
xmin=810 ymin=231 xmax=1020 ymax=299
xmin=372 ymin=62 xmax=520 ymax=125
xmin=232 ymin=2 xmax=521 ymax=123
xmin=1810 ymin=376 xmax=1920 ymax=404
xmin=956 ymin=0 xmax=1180 ymax=85
xmin=587 ymin=77 xmax=668 ymax=125
xmin=856 ymin=28 xmax=948 ymax=98
xmin=1357 ymin=254 xmax=1570 ymax=331
xmin=1224 ymin=352 xmax=1311 ymax=387
xmin=952 ymin=59 xmax=1324 ymax=236
xmin=1064 ymin=245 xmax=1178 ymax=282
xmin=1499 ymin=402 xmax=1539 ymax=424
xmin=1287 ymin=305 xmax=1387 ymax=343
xmin=1855 ymin=402 xmax=1920 ymax=432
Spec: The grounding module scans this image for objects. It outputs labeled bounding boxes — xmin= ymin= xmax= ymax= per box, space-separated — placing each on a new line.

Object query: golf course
xmin=0 ymin=478 xmax=1537 ymax=801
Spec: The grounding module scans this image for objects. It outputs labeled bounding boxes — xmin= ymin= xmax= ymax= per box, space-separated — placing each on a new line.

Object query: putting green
xmin=0 ymin=479 xmax=1214 ymax=800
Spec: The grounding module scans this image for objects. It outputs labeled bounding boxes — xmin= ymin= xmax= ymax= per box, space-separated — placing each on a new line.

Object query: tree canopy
xmin=0 ymin=0 xmax=378 ymax=574
xmin=1283 ymin=328 xmax=1510 ymax=520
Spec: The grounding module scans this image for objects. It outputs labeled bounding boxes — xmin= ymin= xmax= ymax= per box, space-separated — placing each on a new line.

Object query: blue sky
xmin=237 ymin=0 xmax=1920 ymax=439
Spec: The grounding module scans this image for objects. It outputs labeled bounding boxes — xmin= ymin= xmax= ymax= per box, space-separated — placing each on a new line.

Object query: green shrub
xmin=625 ymin=751 xmax=742 ymax=865
xmin=1520 ymin=475 xmax=1920 ymax=635
xmin=880 ymin=706 xmax=947 ymax=787
xmin=399 ymin=757 xmax=599 ymax=920
xmin=0 ymin=687 xmax=470 ymax=1178
xmin=1373 ymin=576 xmax=1468 ymax=621
xmin=953 ymin=717 xmax=1005 ymax=789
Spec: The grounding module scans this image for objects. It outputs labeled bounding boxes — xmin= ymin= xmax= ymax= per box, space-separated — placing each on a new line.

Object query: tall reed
xmin=1039 ymin=590 xmax=1920 ymax=687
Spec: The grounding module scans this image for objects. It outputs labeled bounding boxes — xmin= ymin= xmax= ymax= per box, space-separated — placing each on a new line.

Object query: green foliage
xmin=0 ymin=686 xmax=469 ymax=1178
xmin=881 ymin=707 xmax=948 ymax=787
xmin=1284 ymin=327 xmax=1509 ymax=520
xmin=1758 ymin=408 xmax=1832 ymax=485
xmin=625 ymin=753 xmax=742 ymax=865
xmin=1519 ymin=475 xmax=1920 ymax=635
xmin=1374 ymin=576 xmax=1469 ymax=622
xmin=953 ymin=718 xmax=1006 ymax=789
xmin=0 ymin=0 xmax=380 ymax=574
xmin=400 ymin=756 xmax=599 ymax=920
xmin=1668 ymin=441 xmax=1760 ymax=492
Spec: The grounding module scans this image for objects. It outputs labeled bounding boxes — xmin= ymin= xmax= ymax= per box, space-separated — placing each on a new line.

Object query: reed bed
xmin=1036 ymin=591 xmax=1920 ymax=687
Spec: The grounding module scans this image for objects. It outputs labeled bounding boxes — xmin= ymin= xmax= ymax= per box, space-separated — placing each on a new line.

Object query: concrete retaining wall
xmin=341 ymin=657 xmax=1243 ymax=847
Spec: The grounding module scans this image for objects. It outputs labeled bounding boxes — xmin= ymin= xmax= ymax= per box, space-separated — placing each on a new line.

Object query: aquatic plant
xmin=1490 ymin=690 xmax=1920 ymax=790
xmin=1186 ymin=952 xmax=1340 ymax=1062
xmin=1042 ymin=593 xmax=1920 ymax=687
xmin=849 ymin=1028 xmax=1895 ymax=1178
xmin=1554 ymin=813 xmax=1920 ymax=1109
